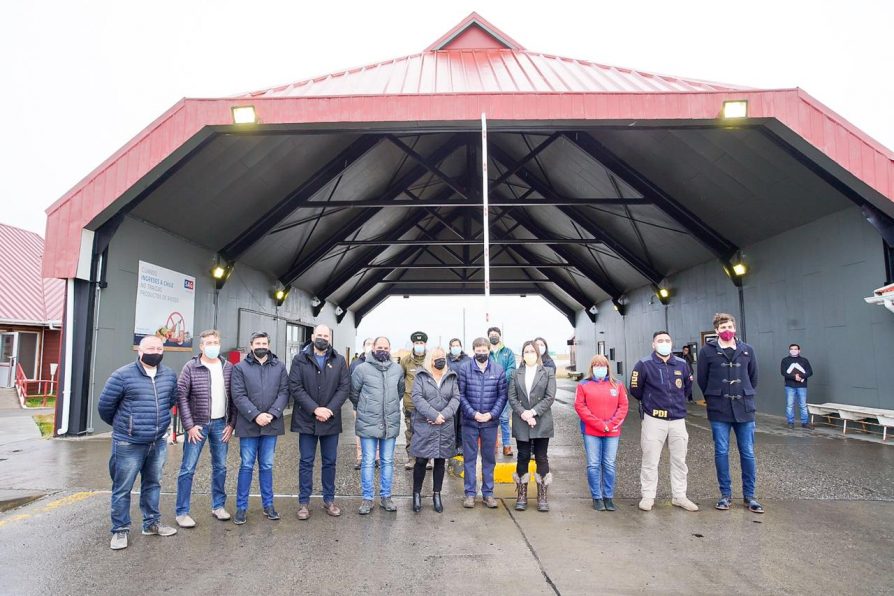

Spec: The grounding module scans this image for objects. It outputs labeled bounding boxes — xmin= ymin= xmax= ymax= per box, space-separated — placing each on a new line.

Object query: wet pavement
xmin=1 ymin=380 xmax=892 ymax=595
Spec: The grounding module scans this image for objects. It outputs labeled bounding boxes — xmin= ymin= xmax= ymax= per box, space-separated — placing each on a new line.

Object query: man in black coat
xmin=289 ymin=324 xmax=350 ymax=520
xmin=781 ymin=343 xmax=814 ymax=430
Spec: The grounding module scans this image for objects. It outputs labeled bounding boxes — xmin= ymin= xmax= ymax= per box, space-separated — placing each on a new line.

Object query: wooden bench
xmin=807 ymin=402 xmax=894 ymax=440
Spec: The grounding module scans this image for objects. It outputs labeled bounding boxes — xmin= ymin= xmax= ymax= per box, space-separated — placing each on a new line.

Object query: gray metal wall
xmin=86 ymin=216 xmax=356 ymax=433
xmin=575 ymin=206 xmax=894 ymax=413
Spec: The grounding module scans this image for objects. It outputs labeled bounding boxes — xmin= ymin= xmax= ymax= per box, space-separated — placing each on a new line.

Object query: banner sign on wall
xmin=134 ymin=261 xmax=195 ymax=350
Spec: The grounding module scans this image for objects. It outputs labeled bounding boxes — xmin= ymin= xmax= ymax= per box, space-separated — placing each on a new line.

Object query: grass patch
xmin=25 ymin=396 xmax=55 ymax=408
xmin=32 ymin=414 xmax=55 ymax=438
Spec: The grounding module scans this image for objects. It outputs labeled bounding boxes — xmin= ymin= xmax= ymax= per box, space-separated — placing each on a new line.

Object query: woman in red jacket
xmin=575 ymin=355 xmax=629 ymax=512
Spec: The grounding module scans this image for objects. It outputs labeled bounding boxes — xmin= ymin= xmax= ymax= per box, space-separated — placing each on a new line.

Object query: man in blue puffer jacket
xmin=98 ymin=335 xmax=179 ymax=550
xmin=456 ymin=337 xmax=507 ymax=509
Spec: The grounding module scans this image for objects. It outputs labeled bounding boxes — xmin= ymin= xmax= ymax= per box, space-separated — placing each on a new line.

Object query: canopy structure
xmin=44 ymin=12 xmax=894 ymax=327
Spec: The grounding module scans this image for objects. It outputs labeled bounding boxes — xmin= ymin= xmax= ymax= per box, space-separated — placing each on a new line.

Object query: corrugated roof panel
xmin=0 ymin=224 xmax=63 ymax=324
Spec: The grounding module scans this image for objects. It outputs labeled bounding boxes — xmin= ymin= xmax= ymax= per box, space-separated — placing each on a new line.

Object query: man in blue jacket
xmin=487 ymin=326 xmax=516 ymax=456
xmin=457 ymin=337 xmax=507 ymax=509
xmin=629 ymin=331 xmax=698 ymax=513
xmin=98 ymin=335 xmax=179 ymax=550
xmin=697 ymin=313 xmax=763 ymax=514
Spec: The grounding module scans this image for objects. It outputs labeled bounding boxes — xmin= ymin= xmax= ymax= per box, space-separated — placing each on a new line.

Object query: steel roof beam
xmin=386 ymin=135 xmax=471 ymax=200
xmin=280 ymin=197 xmax=646 ymax=208
xmin=220 ymin=135 xmax=383 ymax=261
xmin=337 ymin=238 xmax=606 ymax=246
xmin=561 ymin=132 xmax=740 ymax=262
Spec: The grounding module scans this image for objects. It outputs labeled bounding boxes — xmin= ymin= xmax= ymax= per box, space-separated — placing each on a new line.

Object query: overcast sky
xmin=3 ymin=1 xmax=891 ymax=350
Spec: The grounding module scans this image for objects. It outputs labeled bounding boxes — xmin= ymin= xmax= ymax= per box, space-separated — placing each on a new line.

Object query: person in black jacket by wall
xmin=781 ymin=343 xmax=814 ymax=430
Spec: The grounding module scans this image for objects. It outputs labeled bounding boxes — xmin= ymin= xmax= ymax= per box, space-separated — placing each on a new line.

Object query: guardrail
xmin=15 ymin=363 xmax=57 ymax=407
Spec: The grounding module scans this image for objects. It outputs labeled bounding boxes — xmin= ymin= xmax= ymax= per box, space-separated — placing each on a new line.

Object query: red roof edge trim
xmin=44 ymin=99 xmax=189 ymax=217
xmin=424 ymin=12 xmax=524 ymax=52
xmin=796 ymin=88 xmax=894 ymax=160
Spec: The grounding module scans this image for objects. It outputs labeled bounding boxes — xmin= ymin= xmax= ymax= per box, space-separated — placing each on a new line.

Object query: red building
xmin=0 ymin=223 xmax=64 ymax=394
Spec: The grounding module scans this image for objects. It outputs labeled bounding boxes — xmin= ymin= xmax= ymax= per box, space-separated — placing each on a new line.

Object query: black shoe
xmin=603 ymin=498 xmax=616 ymax=511
xmin=234 ymin=509 xmax=247 ymax=525
xmin=412 ymin=492 xmax=422 ymax=513
xmin=802 ymin=423 xmax=815 ymax=430
xmin=354 ymin=460 xmax=361 ymax=470
xmin=432 ymin=492 xmax=443 ymax=513
xmin=263 ymin=507 xmax=280 ymax=520
xmin=593 ymin=498 xmax=606 ymax=511
xmin=787 ymin=422 xmax=795 ymax=429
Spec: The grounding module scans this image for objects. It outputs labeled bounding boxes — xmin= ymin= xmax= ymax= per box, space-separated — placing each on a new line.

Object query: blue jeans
xmin=785 ymin=386 xmax=809 ymax=424
xmin=710 ymin=420 xmax=756 ymax=498
xmin=499 ymin=402 xmax=511 ymax=445
xmin=175 ymin=418 xmax=229 ymax=515
xmin=236 ymin=435 xmax=277 ymax=510
xmin=462 ymin=424 xmax=498 ymax=497
xmin=108 ymin=438 xmax=167 ymax=533
xmin=299 ymin=433 xmax=339 ymax=503
xmin=582 ymin=434 xmax=620 ymax=499
xmin=360 ymin=437 xmax=395 ymax=500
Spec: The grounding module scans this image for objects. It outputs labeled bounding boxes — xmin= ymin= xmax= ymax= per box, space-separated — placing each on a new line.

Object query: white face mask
xmin=203 ymin=345 xmax=220 ymax=359
xmin=538 ymin=344 xmax=546 ymax=355
xmin=655 ymin=342 xmax=672 ymax=357
xmin=523 ymin=353 xmax=538 ymax=366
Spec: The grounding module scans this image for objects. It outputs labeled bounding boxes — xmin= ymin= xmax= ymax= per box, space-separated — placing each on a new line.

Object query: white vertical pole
xmin=481 ymin=112 xmax=490 ymax=324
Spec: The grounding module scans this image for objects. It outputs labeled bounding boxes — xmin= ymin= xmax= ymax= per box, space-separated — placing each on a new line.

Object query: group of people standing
xmin=98 ymin=311 xmax=777 ymax=551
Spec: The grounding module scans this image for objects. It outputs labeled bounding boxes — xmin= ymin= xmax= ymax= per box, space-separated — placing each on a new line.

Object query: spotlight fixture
xmin=732 ymin=263 xmax=748 ymax=276
xmin=210 ymin=257 xmax=233 ymax=289
xmin=721 ymin=100 xmax=748 ymax=119
xmin=231 ymin=105 xmax=257 ymax=124
xmin=273 ymin=286 xmax=290 ymax=307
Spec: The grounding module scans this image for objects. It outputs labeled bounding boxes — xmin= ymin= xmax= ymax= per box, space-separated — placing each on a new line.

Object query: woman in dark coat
xmin=508 ymin=340 xmax=557 ymax=512
xmin=534 ymin=337 xmax=556 ymax=370
xmin=409 ymin=347 xmax=460 ymax=513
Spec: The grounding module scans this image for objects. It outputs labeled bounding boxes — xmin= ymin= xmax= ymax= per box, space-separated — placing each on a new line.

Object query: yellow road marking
xmin=0 ymin=491 xmax=99 ymax=528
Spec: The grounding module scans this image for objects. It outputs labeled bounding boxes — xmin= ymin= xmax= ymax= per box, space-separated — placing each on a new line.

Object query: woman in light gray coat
xmin=349 ymin=337 xmax=404 ymax=515
xmin=508 ymin=340 xmax=557 ymax=512
xmin=409 ymin=347 xmax=460 ymax=513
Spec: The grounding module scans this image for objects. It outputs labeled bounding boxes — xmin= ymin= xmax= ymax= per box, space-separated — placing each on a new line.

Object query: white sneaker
xmin=638 ymin=497 xmax=654 ymax=511
xmin=672 ymin=497 xmax=700 ymax=512
xmin=142 ymin=524 xmax=178 ymax=536
xmin=175 ymin=514 xmax=196 ymax=528
xmin=110 ymin=531 xmax=128 ymax=550
xmin=211 ymin=507 xmax=231 ymax=521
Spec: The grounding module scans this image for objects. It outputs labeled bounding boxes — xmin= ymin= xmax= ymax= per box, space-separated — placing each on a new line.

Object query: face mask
xmin=141 ymin=352 xmax=163 ymax=367
xmin=450 ymin=346 xmax=462 ymax=357
xmin=655 ymin=343 xmax=672 ymax=357
xmin=593 ymin=366 xmax=608 ymax=379
xmin=433 ymin=358 xmax=446 ymax=370
xmin=253 ymin=348 xmax=269 ymax=359
xmin=475 ymin=353 xmax=489 ymax=363
xmin=203 ymin=345 xmax=220 ymax=359
xmin=373 ymin=350 xmax=390 ymax=362
xmin=718 ymin=330 xmax=735 ymax=342
xmin=313 ymin=338 xmax=330 ymax=351
xmin=789 ymin=350 xmax=800 ymax=357
xmin=413 ymin=345 xmax=425 ymax=355
xmin=523 ymin=353 xmax=538 ymax=366
xmin=488 ymin=336 xmax=500 ymax=346
xmin=538 ymin=345 xmax=546 ymax=355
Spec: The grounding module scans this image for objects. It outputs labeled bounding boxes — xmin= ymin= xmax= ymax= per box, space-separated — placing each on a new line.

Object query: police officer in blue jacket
xmin=696 ymin=312 xmax=763 ymax=514
xmin=629 ymin=331 xmax=699 ymax=512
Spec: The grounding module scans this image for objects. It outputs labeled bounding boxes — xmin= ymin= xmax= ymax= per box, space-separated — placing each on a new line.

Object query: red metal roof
xmin=42 ymin=13 xmax=894 ymax=279
xmin=0 ymin=223 xmax=64 ymax=325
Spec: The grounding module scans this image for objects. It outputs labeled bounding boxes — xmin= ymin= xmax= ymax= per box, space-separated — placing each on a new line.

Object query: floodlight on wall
xmin=732 ymin=263 xmax=748 ymax=276
xmin=654 ymin=285 xmax=671 ymax=305
xmin=722 ymin=100 xmax=748 ymax=119
xmin=210 ymin=256 xmax=234 ymax=289
xmin=231 ymin=105 xmax=257 ymax=124
xmin=273 ymin=285 xmax=290 ymax=307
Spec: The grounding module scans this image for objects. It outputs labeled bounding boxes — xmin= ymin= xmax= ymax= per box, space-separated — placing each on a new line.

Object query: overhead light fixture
xmin=273 ymin=285 xmax=290 ymax=307
xmin=655 ymin=286 xmax=671 ymax=305
xmin=210 ymin=257 xmax=233 ymax=289
xmin=732 ymin=263 xmax=748 ymax=276
xmin=722 ymin=100 xmax=748 ymax=119
xmin=231 ymin=105 xmax=257 ymax=124
xmin=310 ymin=297 xmax=322 ymax=307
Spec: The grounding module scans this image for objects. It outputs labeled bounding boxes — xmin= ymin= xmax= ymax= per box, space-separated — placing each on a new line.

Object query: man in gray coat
xmin=231 ymin=332 xmax=288 ymax=525
xmin=350 ymin=336 xmax=404 ymax=515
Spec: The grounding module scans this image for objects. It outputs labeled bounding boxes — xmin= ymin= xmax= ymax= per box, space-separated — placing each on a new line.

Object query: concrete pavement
xmin=0 ymin=380 xmax=892 ymax=594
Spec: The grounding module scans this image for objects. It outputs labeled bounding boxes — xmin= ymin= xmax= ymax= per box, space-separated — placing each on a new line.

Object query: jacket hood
xmin=368 ymin=358 xmax=394 ymax=371
xmin=133 ymin=357 xmax=172 ymax=377
xmin=417 ymin=367 xmax=457 ymax=381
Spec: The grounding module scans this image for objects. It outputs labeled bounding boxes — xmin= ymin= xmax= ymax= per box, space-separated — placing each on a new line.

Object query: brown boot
xmin=535 ymin=472 xmax=552 ymax=512
xmin=503 ymin=445 xmax=513 ymax=457
xmin=513 ymin=473 xmax=529 ymax=511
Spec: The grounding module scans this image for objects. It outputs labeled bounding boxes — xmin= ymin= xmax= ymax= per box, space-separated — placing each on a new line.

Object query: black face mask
xmin=253 ymin=348 xmax=269 ymax=359
xmin=141 ymin=352 xmax=163 ymax=367
xmin=488 ymin=336 xmax=500 ymax=345
xmin=433 ymin=358 xmax=447 ymax=370
xmin=474 ymin=353 xmax=489 ymax=363
xmin=373 ymin=350 xmax=390 ymax=362
xmin=313 ymin=338 xmax=330 ymax=352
